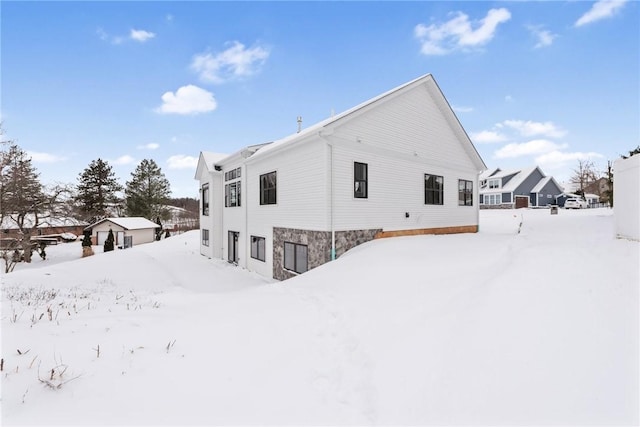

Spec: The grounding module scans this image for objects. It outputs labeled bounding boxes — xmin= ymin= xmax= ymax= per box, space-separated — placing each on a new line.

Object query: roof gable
xmin=531 ymin=176 xmax=563 ymax=194
xmin=243 ymin=74 xmax=486 ymax=171
xmin=195 ymin=151 xmax=227 ymax=179
xmin=86 ymin=217 xmax=159 ymax=231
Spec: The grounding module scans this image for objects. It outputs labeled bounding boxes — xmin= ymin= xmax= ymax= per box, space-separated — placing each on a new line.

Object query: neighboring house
xmin=1 ymin=215 xmax=87 ymax=240
xmin=613 ymin=154 xmax=639 ymax=240
xmin=584 ymin=193 xmax=600 ymax=207
xmin=84 ymin=217 xmax=160 ymax=248
xmin=479 ymin=166 xmax=563 ymax=209
xmin=195 ymin=74 xmax=487 ymax=281
xmin=584 ymin=177 xmax=612 ymax=204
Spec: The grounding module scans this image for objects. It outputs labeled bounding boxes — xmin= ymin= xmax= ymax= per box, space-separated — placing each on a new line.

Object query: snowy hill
xmin=1 ymin=208 xmax=638 ymax=425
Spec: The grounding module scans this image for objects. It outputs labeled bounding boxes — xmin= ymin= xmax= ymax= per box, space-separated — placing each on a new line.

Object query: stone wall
xmin=480 ymin=204 xmax=513 ymax=210
xmin=272 ymin=227 xmax=381 ymax=281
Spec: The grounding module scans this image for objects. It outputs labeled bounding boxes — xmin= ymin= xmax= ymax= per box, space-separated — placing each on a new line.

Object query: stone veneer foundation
xmin=272 ymin=227 xmax=381 ymax=281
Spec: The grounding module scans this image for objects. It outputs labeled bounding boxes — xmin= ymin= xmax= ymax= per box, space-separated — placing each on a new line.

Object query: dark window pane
xmin=296 ymin=244 xmax=308 ymax=273
xmin=284 ymin=242 xmax=295 ymax=271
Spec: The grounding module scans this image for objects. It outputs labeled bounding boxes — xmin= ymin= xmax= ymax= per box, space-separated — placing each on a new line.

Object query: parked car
xmin=564 ymin=198 xmax=588 ymax=209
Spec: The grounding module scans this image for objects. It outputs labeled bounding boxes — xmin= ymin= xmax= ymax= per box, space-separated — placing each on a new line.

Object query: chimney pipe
xmin=297 ymin=116 xmax=302 ymax=133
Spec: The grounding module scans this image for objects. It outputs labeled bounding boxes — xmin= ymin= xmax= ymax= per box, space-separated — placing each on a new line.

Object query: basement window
xmin=284 ymin=242 xmax=308 ymax=274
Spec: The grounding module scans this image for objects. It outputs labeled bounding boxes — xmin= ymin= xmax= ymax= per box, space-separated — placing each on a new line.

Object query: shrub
xmin=103 ymin=228 xmax=115 ymax=252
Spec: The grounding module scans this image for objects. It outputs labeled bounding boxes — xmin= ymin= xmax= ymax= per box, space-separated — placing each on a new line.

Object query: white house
xmin=85 ymin=217 xmax=160 ymax=248
xmin=195 ymin=74 xmax=487 ymax=280
xmin=479 ymin=166 xmax=563 ymax=209
xmin=614 ymin=154 xmax=640 ymax=240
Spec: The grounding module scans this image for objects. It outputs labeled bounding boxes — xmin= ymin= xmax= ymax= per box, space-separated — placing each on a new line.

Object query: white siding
xmin=328 ymin=140 xmax=478 ymax=231
xmin=91 ymin=221 xmax=155 ymax=246
xmin=197 ymin=172 xmax=215 ymax=259
xmin=614 ymin=155 xmax=640 ymax=240
xmin=222 ymin=162 xmax=247 ymax=267
xmin=332 ymin=83 xmax=477 ymax=172
xmin=211 ymin=173 xmax=223 ymax=259
xmin=245 ymin=139 xmax=328 ymax=277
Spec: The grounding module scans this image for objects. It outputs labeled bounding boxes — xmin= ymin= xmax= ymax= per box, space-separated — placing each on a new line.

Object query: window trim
xmin=283 ymin=241 xmax=308 ymax=274
xmin=354 ymin=162 xmax=368 ymax=199
xmin=483 ymin=193 xmax=501 ymax=205
xmin=260 ymin=171 xmax=277 ymax=205
xmin=225 ymin=181 xmax=241 ymax=207
xmin=201 ymin=184 xmax=209 ymax=216
xmin=424 ymin=173 xmax=444 ymax=205
xmin=201 ymin=229 xmax=210 ymax=247
xmin=458 ymin=179 xmax=474 ymax=206
xmin=250 ymin=235 xmax=266 ymax=262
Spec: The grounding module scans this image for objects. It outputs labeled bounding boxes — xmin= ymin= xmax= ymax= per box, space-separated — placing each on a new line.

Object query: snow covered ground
xmin=1 ymin=208 xmax=638 ymax=426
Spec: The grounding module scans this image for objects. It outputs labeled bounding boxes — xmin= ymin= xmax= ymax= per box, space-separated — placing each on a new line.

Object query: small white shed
xmin=614 ymin=155 xmax=640 ymax=240
xmin=85 ymin=217 xmax=160 ymax=247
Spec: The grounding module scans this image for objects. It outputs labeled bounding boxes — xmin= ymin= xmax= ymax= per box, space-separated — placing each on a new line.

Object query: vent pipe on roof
xmin=297 ymin=116 xmax=302 ymax=133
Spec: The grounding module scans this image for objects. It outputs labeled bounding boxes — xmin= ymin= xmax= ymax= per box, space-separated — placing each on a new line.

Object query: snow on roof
xmin=86 ymin=217 xmax=159 ymax=231
xmin=501 ymin=167 xmax=542 ymax=192
xmin=201 ymin=152 xmax=228 ymax=168
xmin=1 ymin=215 xmax=87 ymax=230
xmin=531 ymin=176 xmax=553 ymax=193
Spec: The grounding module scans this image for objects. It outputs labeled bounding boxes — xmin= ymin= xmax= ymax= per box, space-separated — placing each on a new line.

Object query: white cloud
xmin=112 ymin=155 xmax=136 ymax=165
xmin=138 ymin=143 xmax=159 ymax=150
xmin=414 ymin=8 xmax=511 ymax=55
xmin=155 ymin=85 xmax=217 ymax=115
xmin=167 ymin=154 xmax=198 ymax=170
xmin=191 ymin=41 xmax=270 ymax=84
xmin=535 ymin=150 xmax=604 ymax=170
xmin=527 ymin=25 xmax=557 ymax=48
xmin=494 ymin=139 xmax=568 ymax=159
xmin=575 ymin=0 xmax=627 ymax=27
xmin=501 ymin=120 xmax=567 ymax=138
xmin=97 ymin=27 xmax=155 ymax=44
xmin=469 ymin=130 xmax=508 ymax=144
xmin=130 ymin=29 xmax=156 ymax=43
xmin=27 ymin=151 xmax=66 ymax=163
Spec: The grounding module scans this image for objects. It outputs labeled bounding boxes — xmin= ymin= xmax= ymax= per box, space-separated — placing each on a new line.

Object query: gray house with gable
xmin=479 ymin=166 xmax=563 ymax=209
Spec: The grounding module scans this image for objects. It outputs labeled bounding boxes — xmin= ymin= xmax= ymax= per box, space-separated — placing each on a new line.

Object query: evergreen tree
xmin=155 ymin=216 xmax=163 ymax=241
xmin=76 ymin=158 xmax=123 ymax=223
xmin=125 ymin=159 xmax=171 ymax=220
xmin=104 ymin=228 xmax=115 ymax=252
xmin=82 ymin=231 xmax=92 ymax=247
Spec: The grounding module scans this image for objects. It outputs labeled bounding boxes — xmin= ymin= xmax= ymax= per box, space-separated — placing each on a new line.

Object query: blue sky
xmin=2 ymin=1 xmax=638 ymax=198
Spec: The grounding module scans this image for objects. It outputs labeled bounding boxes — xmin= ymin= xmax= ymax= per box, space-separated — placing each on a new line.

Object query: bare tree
xmin=570 ymin=159 xmax=599 ymax=197
xmin=0 ymin=129 xmax=71 ymax=266
xmin=1 ymin=143 xmax=45 ymax=263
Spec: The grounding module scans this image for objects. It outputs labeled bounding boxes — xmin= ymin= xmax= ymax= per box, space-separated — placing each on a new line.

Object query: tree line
xmin=1 ymin=125 xmax=198 ymax=268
